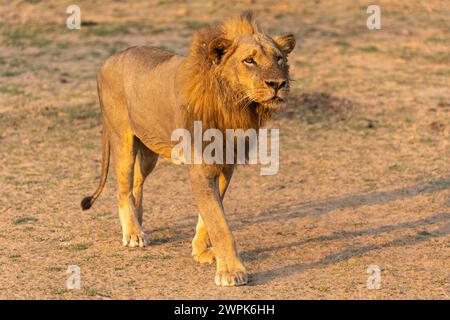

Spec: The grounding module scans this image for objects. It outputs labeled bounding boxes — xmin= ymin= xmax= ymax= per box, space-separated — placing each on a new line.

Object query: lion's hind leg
xmin=111 ymin=133 xmax=147 ymax=248
xmin=192 ymin=215 xmax=215 ymax=264
xmin=133 ymin=140 xmax=158 ymax=226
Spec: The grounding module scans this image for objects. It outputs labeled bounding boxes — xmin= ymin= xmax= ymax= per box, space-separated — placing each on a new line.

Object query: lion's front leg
xmin=189 ymin=165 xmax=247 ymax=287
xmin=192 ymin=165 xmax=234 ymax=264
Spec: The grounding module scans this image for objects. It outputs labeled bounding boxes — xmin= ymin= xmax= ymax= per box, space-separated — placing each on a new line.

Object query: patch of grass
xmin=295 ymin=60 xmax=313 ymax=68
xmin=57 ymin=103 xmax=100 ymax=122
xmin=86 ymin=254 xmax=100 ymax=261
xmin=10 ymin=253 xmax=21 ymax=259
xmin=157 ymin=44 xmax=172 ymax=51
xmin=57 ymin=42 xmax=72 ymax=50
xmin=335 ymin=40 xmax=351 ymax=48
xmin=390 ymin=46 xmax=449 ymax=64
xmin=82 ymin=286 xmax=112 ymax=298
xmin=47 ymin=266 xmax=64 ymax=272
xmin=158 ymin=0 xmax=180 ymax=4
xmin=1 ymin=70 xmax=23 ymax=77
xmin=396 ymin=48 xmax=417 ymax=60
xmin=4 ymin=175 xmax=17 ymax=183
xmin=419 ymin=137 xmax=436 ymax=145
xmin=335 ymin=40 xmax=352 ymax=53
xmin=313 ymin=284 xmax=331 ymax=292
xmin=13 ymin=216 xmax=38 ymax=225
xmin=31 ymin=38 xmax=52 ymax=48
xmin=3 ymin=24 xmax=53 ymax=48
xmin=348 ymin=116 xmax=377 ymax=131
xmin=51 ymin=287 xmax=68 ymax=295
xmin=71 ymin=242 xmax=92 ymax=251
xmin=0 ymin=85 xmax=25 ymax=95
xmin=429 ymin=178 xmax=450 ymax=189
xmin=152 ymin=26 xmax=173 ymax=35
xmin=301 ymin=26 xmax=320 ymax=37
xmin=96 ymin=211 xmax=112 ymax=217
xmin=4 ymin=26 xmax=33 ymax=46
xmin=102 ymin=40 xmax=129 ymax=55
xmin=417 ymin=230 xmax=438 ymax=237
xmin=66 ymin=107 xmax=99 ymax=121
xmin=183 ymin=20 xmax=209 ymax=30
xmin=424 ymin=51 xmax=450 ymax=64
xmin=141 ymin=253 xmax=171 ymax=260
xmin=152 ymin=238 xmax=171 ymax=245
xmin=89 ymin=50 xmax=103 ymax=58
xmin=84 ymin=23 xmax=132 ymax=36
xmin=425 ymin=36 xmax=449 ymax=44
xmin=434 ymin=69 xmax=450 ymax=77
xmin=83 ymin=142 xmax=97 ymax=150
xmin=363 ymin=177 xmax=377 ymax=188
xmin=141 ymin=254 xmax=154 ymax=261
xmin=8 ymin=57 xmax=28 ymax=68
xmin=40 ymin=108 xmax=58 ymax=118
xmin=82 ymin=286 xmax=98 ymax=296
xmin=359 ymin=46 xmax=379 ymax=53
xmin=388 ymin=164 xmax=401 ymax=172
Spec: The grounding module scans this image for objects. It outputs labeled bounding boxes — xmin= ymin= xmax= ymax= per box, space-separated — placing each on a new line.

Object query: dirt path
xmin=0 ymin=0 xmax=449 ymax=299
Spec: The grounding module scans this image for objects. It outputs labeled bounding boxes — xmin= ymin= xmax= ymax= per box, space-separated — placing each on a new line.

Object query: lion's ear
xmin=274 ymin=34 xmax=296 ymax=55
xmin=208 ymin=38 xmax=232 ymax=64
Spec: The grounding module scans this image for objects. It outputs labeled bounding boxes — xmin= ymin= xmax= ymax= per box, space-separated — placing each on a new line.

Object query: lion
xmin=81 ymin=12 xmax=295 ymax=286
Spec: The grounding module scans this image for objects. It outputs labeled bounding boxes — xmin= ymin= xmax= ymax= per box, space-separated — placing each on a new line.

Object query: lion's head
xmin=179 ymin=11 xmax=296 ymax=131
xmin=209 ymin=12 xmax=296 ymax=109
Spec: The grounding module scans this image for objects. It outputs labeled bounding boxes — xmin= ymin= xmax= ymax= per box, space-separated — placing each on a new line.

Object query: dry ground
xmin=0 ymin=0 xmax=449 ymax=299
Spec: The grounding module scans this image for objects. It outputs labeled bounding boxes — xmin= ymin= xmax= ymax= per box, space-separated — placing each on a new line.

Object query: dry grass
xmin=0 ymin=0 xmax=449 ymax=299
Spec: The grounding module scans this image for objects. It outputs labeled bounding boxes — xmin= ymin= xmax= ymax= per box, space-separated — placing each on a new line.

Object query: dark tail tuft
xmin=81 ymin=196 xmax=93 ymax=211
xmin=80 ymin=119 xmax=111 ymax=212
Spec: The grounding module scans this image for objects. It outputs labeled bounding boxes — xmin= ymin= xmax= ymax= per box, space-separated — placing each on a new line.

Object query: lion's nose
xmin=265 ymin=80 xmax=287 ymax=91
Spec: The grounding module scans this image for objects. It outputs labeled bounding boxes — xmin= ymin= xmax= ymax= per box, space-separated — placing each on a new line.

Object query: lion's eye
xmin=276 ymin=56 xmax=283 ymax=65
xmin=243 ymin=57 xmax=256 ymax=65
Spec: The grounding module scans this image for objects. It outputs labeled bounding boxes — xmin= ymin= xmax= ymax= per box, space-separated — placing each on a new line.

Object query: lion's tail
xmin=80 ymin=124 xmax=110 ymax=211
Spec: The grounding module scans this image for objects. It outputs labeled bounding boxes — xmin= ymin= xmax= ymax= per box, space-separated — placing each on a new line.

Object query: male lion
xmin=81 ymin=12 xmax=295 ymax=286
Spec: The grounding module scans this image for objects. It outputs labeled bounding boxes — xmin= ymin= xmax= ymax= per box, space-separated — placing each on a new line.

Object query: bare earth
xmin=0 ymin=0 xmax=449 ymax=299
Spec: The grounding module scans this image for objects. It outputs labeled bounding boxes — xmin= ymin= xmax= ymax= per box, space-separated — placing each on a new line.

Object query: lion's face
xmin=209 ymin=33 xmax=296 ymax=109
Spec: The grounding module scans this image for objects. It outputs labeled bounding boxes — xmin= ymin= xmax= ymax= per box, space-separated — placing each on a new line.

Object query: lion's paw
xmin=215 ymin=269 xmax=248 ymax=287
xmin=122 ymin=232 xmax=148 ymax=248
xmin=193 ymin=248 xmax=215 ymax=264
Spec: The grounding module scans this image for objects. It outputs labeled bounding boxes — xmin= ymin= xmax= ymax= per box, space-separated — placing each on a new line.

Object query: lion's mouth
xmin=270 ymin=96 xmax=283 ymax=103
xmin=259 ymin=95 xmax=284 ymax=107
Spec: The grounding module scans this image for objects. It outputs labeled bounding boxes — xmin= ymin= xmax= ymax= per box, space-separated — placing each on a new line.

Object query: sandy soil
xmin=0 ymin=0 xmax=449 ymax=299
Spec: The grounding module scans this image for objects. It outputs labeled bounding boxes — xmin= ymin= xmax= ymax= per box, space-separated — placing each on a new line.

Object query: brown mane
xmin=177 ymin=12 xmax=273 ymax=134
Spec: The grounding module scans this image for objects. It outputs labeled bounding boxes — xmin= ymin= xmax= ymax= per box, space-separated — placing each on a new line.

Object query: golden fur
xmin=81 ymin=12 xmax=295 ymax=287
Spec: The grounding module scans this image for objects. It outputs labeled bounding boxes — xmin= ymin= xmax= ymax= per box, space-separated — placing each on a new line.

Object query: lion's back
xmin=97 ymin=46 xmax=184 ymax=157
xmin=98 ymin=46 xmax=177 ymax=83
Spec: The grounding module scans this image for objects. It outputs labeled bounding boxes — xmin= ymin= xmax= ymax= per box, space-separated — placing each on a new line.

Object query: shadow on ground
xmin=147 ymin=176 xmax=449 ymax=285
xmin=150 ymin=176 xmax=450 ymax=235
xmin=249 ymin=216 xmax=450 ymax=285
xmin=275 ymin=91 xmax=354 ymax=123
